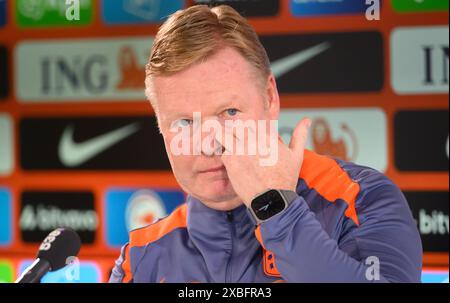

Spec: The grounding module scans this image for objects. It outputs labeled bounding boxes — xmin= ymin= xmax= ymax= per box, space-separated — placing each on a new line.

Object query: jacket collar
xmin=186 ymin=195 xmax=255 ymax=237
xmin=185 ymin=195 xmax=260 ymax=282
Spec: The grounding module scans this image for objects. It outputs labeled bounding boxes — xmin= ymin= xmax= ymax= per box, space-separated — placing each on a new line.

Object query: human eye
xmin=171 ymin=118 xmax=193 ymax=130
xmin=223 ymin=108 xmax=239 ymax=118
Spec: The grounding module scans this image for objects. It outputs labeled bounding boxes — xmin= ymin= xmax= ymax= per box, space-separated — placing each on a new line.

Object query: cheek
xmin=245 ymin=99 xmax=269 ymax=120
xmin=163 ymin=135 xmax=195 ymax=178
xmin=240 ymin=111 xmax=271 ymax=130
xmin=169 ymin=155 xmax=194 ymax=172
xmin=167 ymin=155 xmax=198 ymax=191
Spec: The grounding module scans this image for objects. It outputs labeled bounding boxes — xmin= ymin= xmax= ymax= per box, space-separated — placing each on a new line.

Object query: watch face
xmin=251 ymin=190 xmax=286 ymax=221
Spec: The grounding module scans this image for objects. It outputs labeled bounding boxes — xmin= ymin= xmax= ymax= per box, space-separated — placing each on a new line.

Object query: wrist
xmin=247 ymin=189 xmax=298 ymax=225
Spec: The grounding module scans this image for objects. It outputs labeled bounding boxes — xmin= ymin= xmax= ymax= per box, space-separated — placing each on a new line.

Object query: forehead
xmin=151 ymin=47 xmax=260 ymax=114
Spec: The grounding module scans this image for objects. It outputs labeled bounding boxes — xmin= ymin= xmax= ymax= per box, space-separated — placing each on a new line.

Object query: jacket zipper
xmin=225 ymin=211 xmax=235 ymax=283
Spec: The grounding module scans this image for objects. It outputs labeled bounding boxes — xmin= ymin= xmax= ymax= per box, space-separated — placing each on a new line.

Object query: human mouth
xmin=199 ymin=165 xmax=226 ymax=173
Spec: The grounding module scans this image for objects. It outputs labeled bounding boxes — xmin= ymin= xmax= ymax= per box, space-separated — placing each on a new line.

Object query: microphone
xmin=16 ymin=227 xmax=81 ymax=283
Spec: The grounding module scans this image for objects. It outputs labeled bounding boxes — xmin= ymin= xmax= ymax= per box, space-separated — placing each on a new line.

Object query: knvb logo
xmin=105 ymin=189 xmax=185 ymax=247
xmin=125 ymin=190 xmax=167 ymax=231
xmin=15 ymin=37 xmax=152 ymax=102
xmin=391 ymin=26 xmax=449 ymax=94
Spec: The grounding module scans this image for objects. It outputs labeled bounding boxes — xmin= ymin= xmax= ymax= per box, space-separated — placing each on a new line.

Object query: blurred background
xmin=0 ymin=0 xmax=448 ymax=283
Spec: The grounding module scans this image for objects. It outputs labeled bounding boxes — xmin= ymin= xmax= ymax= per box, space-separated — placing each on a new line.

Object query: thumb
xmin=289 ymin=118 xmax=311 ymax=154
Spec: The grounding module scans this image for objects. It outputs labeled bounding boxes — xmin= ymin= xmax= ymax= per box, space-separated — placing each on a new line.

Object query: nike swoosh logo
xmin=58 ymin=123 xmax=141 ymax=167
xmin=270 ymin=42 xmax=332 ymax=79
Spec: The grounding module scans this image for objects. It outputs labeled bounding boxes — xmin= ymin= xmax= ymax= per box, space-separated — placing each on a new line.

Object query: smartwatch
xmin=247 ymin=189 xmax=299 ymax=225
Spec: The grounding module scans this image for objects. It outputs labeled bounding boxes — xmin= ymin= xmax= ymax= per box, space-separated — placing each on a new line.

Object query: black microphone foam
xmin=37 ymin=227 xmax=81 ymax=271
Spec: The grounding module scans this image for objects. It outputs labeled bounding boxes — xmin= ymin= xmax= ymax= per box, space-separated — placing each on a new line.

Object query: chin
xmin=195 ymin=179 xmax=237 ymax=203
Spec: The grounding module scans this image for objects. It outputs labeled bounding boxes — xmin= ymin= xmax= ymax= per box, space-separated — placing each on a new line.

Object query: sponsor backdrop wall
xmin=0 ymin=0 xmax=448 ymax=283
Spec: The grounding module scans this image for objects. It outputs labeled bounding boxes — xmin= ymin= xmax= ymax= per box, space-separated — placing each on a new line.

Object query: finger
xmin=200 ymin=117 xmax=222 ymax=156
xmin=201 ymin=129 xmax=221 ymax=156
xmin=215 ymin=124 xmax=237 ymax=155
xmin=289 ymin=118 xmax=311 ymax=154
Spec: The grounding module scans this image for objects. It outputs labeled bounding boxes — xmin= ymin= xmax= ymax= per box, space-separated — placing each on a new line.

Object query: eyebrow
xmin=166 ymin=97 xmax=241 ymax=121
